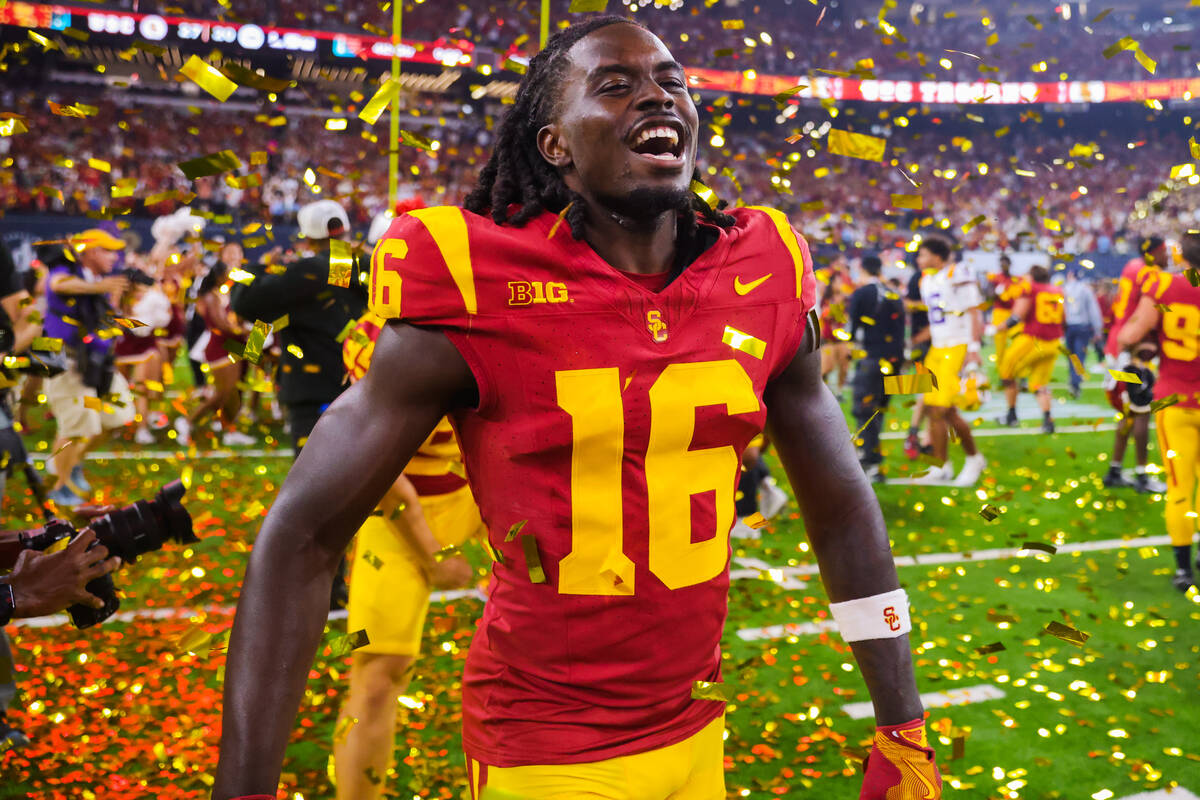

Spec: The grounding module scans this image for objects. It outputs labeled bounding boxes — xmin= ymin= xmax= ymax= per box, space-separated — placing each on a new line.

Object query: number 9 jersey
xmin=369 ymin=206 xmax=817 ymax=768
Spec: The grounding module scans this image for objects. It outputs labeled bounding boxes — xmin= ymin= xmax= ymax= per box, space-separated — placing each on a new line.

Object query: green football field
xmin=2 ymin=357 xmax=1198 ymax=800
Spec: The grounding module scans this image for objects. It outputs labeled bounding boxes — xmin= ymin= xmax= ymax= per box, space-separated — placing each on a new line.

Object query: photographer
xmin=41 ymin=230 xmax=136 ymax=507
xmin=0 ymin=524 xmax=122 ymax=747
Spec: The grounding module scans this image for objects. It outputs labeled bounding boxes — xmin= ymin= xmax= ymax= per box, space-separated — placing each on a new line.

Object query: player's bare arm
xmin=1117 ymin=295 xmax=1159 ymax=348
xmin=212 ymin=322 xmax=476 ymax=799
xmin=765 ymin=324 xmax=923 ymax=726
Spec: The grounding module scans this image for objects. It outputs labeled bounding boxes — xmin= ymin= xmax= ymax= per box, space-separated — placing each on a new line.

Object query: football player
xmin=214 ymin=18 xmax=940 ymax=800
xmin=997 ymin=265 xmax=1064 ymax=434
xmin=914 ymin=237 xmax=987 ymax=486
xmin=1117 ymin=231 xmax=1200 ymax=590
xmin=987 ymin=254 xmax=1023 ymax=369
xmin=333 ymin=309 xmax=481 ymax=799
xmin=1101 ymin=237 xmax=1169 ymax=493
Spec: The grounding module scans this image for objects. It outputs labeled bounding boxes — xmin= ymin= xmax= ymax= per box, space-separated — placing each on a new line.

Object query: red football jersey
xmin=990 ymin=273 xmax=1022 ymax=312
xmin=1018 ymin=281 xmax=1065 ymax=341
xmin=369 ymin=205 xmax=817 ymax=767
xmin=1105 ymin=258 xmax=1159 ymax=356
xmin=1141 ymin=271 xmax=1200 ymax=409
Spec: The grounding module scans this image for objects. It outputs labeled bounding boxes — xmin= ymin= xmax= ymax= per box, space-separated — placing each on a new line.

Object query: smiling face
xmin=536 ymin=23 xmax=699 ymax=223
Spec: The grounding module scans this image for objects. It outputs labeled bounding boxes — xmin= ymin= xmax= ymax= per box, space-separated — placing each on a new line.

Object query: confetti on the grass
xmin=826 ymin=129 xmax=886 ymax=162
xmin=1108 ymin=369 xmax=1143 ymax=384
xmin=884 ymin=373 xmax=936 ymax=394
xmin=1041 ymin=620 xmax=1089 ymax=647
xmin=722 ymin=326 xmax=766 ymax=359
xmin=179 ymin=55 xmax=239 ymax=101
xmin=975 ymin=642 xmax=1006 ymax=655
xmin=1020 ymin=541 xmax=1058 ymax=555
xmin=979 ymin=504 xmax=1001 ymax=521
xmin=327 ymin=628 xmax=371 ymax=658
xmin=177 ymin=150 xmax=243 ymax=180
xmin=520 ymin=535 xmax=546 ymax=584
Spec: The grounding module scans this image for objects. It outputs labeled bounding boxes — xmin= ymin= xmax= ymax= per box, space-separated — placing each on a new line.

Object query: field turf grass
xmin=2 ymin=360 xmax=1198 ymax=799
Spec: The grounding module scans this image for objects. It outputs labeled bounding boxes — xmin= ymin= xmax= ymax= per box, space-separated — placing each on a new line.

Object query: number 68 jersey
xmin=369 ymin=205 xmax=817 ymax=767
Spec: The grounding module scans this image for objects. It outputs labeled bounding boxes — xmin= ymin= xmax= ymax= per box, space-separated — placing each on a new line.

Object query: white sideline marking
xmin=737 ymin=620 xmax=837 ymax=641
xmin=1118 ymin=791 xmax=1200 ymax=800
xmin=745 ymin=534 xmax=1170 ymax=581
xmin=841 ymin=684 xmax=1006 ymax=720
xmin=8 ymin=588 xmax=487 ymax=630
xmin=19 ymin=420 xmax=1122 ymax=466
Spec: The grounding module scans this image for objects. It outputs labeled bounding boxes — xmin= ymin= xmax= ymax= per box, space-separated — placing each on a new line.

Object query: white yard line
xmin=841 ymin=684 xmax=1006 ymax=720
xmin=1117 ymin=791 xmax=1200 ymax=800
xmin=17 ymin=420 xmax=1121 ymax=466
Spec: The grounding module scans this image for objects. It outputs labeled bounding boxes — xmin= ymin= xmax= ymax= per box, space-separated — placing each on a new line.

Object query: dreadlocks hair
xmin=463 ymin=15 xmax=735 ymax=241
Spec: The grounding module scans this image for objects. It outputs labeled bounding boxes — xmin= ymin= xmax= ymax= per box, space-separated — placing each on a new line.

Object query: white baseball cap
xmin=297 ymin=199 xmax=350 ymax=239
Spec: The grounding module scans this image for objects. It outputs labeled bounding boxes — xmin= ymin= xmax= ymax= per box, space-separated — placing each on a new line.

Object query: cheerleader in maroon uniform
xmin=175 ymin=242 xmax=254 ymax=447
xmin=113 ymin=252 xmax=173 ymax=445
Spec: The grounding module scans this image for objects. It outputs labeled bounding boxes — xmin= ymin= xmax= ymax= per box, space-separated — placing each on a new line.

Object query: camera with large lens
xmin=9 ymin=481 xmax=196 ymax=627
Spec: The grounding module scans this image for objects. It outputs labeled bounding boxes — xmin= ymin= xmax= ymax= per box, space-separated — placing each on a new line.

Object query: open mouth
xmin=628 ymin=122 xmax=685 ymax=162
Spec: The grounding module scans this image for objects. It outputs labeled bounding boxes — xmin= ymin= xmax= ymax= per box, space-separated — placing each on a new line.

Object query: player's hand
xmin=860 ymin=718 xmax=942 ymax=800
xmin=7 ymin=528 xmax=122 ymax=618
xmin=429 ymin=554 xmax=473 ymax=590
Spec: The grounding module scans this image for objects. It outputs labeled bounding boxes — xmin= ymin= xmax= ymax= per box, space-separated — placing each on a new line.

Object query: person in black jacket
xmin=848 ymin=255 xmax=907 ymax=482
xmin=229 ymin=200 xmax=366 ymax=455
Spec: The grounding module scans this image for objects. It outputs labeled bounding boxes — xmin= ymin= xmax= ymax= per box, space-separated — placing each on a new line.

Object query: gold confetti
xmin=1190 ymin=137 xmax=1200 ymax=160
xmin=520 ymin=535 xmax=546 ymax=584
xmin=286 ymin=344 xmax=304 ymax=359
xmin=242 ymin=320 xmax=272 ymax=364
xmin=691 ymin=180 xmax=718 ymax=210
xmin=179 ymin=54 xmax=239 ymax=101
xmin=974 ymin=642 xmax=1005 ymax=655
xmin=891 ymin=193 xmax=923 ymax=210
xmin=1108 ymin=369 xmax=1142 ymax=385
xmin=359 ymin=78 xmax=400 ymax=125
xmin=721 ymin=20 xmax=745 ymax=29
xmin=1042 ymin=620 xmax=1089 ymax=647
xmin=884 ymin=373 xmax=936 ymax=394
xmin=1150 ymin=394 xmax=1182 ymax=413
xmin=1020 ymin=541 xmax=1058 ymax=554
xmin=241 ymin=500 xmax=266 ymax=519
xmin=432 ymin=544 xmax=463 ymax=562
xmin=361 ymin=550 xmax=384 ymax=570
xmin=327 ymin=629 xmax=371 ymax=658
xmin=217 ymin=62 xmax=293 ymax=92
xmin=691 ymin=680 xmax=730 ymax=701
xmin=82 ymin=396 xmax=104 ymax=411
xmin=175 ymin=624 xmax=213 ymax=655
xmin=502 ymin=56 xmax=528 ymax=75
xmin=1170 ymin=164 xmax=1196 ymax=180
xmin=742 ymin=512 xmax=768 ymax=530
xmin=30 ymin=337 xmax=62 ymax=352
xmin=178 ymin=150 xmax=242 ymax=180
xmin=333 ymin=716 xmax=358 ymax=745
xmin=979 ymin=504 xmax=1001 ymax=521
xmin=547 ymin=202 xmax=573 ymax=240
xmin=722 ymin=326 xmax=766 ymax=360
xmin=328 ymin=240 xmax=354 ymax=287
xmin=568 ymin=0 xmax=608 ymax=10
xmin=962 ymin=214 xmax=987 ymax=233
xmin=505 ymin=520 xmax=528 ymax=542
xmin=826 ymin=129 xmax=886 ymax=162
xmin=325 ymin=118 xmax=348 ymax=131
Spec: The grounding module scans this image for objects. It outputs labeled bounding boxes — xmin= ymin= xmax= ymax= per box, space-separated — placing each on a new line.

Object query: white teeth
xmin=632 ymin=126 xmax=680 ymax=149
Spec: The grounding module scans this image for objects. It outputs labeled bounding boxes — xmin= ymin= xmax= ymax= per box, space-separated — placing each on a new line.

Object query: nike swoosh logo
xmin=734 ymin=273 xmax=772 ymax=295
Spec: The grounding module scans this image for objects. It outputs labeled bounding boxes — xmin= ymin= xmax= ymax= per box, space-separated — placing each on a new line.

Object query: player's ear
xmin=537 ymin=124 xmax=571 ymax=169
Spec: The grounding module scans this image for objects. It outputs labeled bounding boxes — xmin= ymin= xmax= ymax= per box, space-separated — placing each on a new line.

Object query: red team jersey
xmin=1105 ymin=258 xmax=1159 ymax=356
xmin=1018 ymin=281 xmax=1065 ymax=341
xmin=1140 ymin=271 xmax=1200 ymax=409
xmin=368 ymin=205 xmax=816 ymax=767
xmin=990 ymin=273 xmax=1023 ymax=312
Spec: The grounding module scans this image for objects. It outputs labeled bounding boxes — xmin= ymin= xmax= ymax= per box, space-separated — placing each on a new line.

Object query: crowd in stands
xmin=101 ymin=0 xmax=1200 ymax=81
xmin=4 ymin=86 xmax=1197 ymax=256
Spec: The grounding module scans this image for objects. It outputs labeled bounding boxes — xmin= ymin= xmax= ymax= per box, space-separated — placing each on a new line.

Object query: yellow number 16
xmin=554 ymin=360 xmax=759 ymax=596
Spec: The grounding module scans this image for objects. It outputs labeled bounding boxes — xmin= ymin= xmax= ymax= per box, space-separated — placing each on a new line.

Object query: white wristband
xmin=830 ymin=588 xmax=911 ymax=642
xmin=967 ymin=342 xmax=981 ymax=354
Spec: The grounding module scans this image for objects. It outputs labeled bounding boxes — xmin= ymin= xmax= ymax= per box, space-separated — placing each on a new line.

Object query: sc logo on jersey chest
xmin=508 ymin=281 xmax=569 ymax=306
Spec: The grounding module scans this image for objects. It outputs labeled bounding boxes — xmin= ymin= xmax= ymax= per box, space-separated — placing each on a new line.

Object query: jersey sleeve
xmin=368 ymin=206 xmax=478 ymax=330
xmin=744 ymin=207 xmax=819 ymax=377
